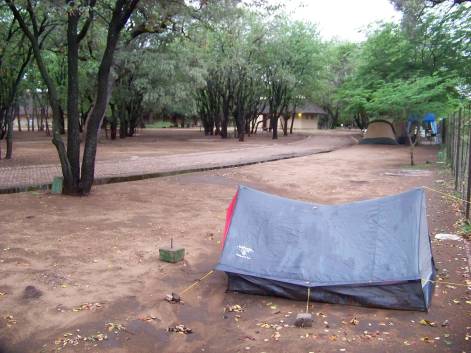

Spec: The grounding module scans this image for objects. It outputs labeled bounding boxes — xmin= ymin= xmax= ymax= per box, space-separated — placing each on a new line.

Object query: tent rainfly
xmin=216 ymin=186 xmax=435 ymax=311
xmin=360 ymin=120 xmax=398 ymax=145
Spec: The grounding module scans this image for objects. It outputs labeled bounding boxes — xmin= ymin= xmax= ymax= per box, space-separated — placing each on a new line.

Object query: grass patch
xmin=145 ymin=120 xmax=174 ymax=128
xmin=456 ymin=219 xmax=471 ymax=239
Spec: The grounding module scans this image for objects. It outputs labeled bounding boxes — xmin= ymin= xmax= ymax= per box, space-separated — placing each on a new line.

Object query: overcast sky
xmin=279 ymin=0 xmax=402 ymax=42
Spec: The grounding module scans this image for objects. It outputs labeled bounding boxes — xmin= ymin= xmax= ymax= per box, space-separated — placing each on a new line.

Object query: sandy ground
xmin=0 ymin=142 xmax=470 ymax=353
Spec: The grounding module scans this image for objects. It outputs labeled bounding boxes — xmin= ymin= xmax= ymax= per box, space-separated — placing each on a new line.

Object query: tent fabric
xmin=216 ymin=186 xmax=435 ymax=311
xmin=423 ymin=113 xmax=437 ymax=135
xmin=408 ymin=113 xmax=438 ymax=135
xmin=360 ymin=120 xmax=398 ymax=145
xmin=222 ymin=190 xmax=238 ymax=249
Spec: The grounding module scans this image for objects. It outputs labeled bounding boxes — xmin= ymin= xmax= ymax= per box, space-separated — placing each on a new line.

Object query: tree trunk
xmin=237 ymin=115 xmax=245 ymax=142
xmin=80 ymin=2 xmax=137 ymax=194
xmin=282 ymin=116 xmax=289 ymax=136
xmin=31 ymin=107 xmax=35 ymax=131
xmin=289 ymin=112 xmax=295 ymax=134
xmin=221 ymin=102 xmax=229 ymax=138
xmin=119 ymin=106 xmax=127 ymax=138
xmin=407 ymin=132 xmax=415 ymax=166
xmin=5 ymin=109 xmax=14 ymax=159
xmin=45 ymin=109 xmax=50 ymax=136
xmin=110 ymin=120 xmax=117 ymax=140
xmin=17 ymin=107 xmax=22 ymax=132
xmin=65 ymin=8 xmax=81 ymax=194
xmin=58 ymin=106 xmax=66 ymax=135
xmin=271 ymin=115 xmax=278 ymax=139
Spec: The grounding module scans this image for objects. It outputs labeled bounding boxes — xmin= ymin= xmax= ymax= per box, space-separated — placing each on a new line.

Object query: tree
xmin=5 ymin=0 xmax=197 ymax=194
xmin=316 ymin=42 xmax=359 ymax=129
xmin=260 ymin=19 xmax=322 ymax=139
xmin=196 ymin=6 xmax=266 ymax=139
xmin=0 ymin=6 xmax=35 ymax=159
xmin=337 ymin=2 xmax=468 ymax=163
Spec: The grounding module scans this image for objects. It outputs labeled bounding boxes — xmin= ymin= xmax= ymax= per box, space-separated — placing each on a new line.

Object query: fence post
xmin=455 ymin=109 xmax=462 ymax=190
xmin=446 ymin=115 xmax=451 ymax=162
xmin=451 ymin=113 xmax=455 ymax=170
xmin=461 ymin=108 xmax=467 ymax=196
xmin=467 ymin=107 xmax=471 ymax=220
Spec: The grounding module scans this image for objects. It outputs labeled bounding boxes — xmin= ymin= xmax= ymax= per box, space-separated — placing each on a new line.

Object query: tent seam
xmin=417 ymin=189 xmax=423 ymax=278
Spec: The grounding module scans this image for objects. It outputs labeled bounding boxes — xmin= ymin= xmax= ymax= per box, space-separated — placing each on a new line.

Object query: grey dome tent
xmin=216 ymin=186 xmax=435 ymax=311
xmin=360 ymin=120 xmax=398 ymax=145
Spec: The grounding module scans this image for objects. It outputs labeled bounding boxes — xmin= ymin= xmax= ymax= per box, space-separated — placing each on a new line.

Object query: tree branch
xmin=77 ymin=0 xmax=97 ymax=43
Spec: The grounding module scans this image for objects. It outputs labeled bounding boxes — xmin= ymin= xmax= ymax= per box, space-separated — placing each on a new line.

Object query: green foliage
xmin=145 ymin=120 xmax=174 ymax=128
xmin=337 ymin=3 xmax=469 ymax=125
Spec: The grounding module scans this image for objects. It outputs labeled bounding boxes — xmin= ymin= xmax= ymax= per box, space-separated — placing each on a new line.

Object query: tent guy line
xmin=423 ymin=185 xmax=471 ymax=204
xmin=179 ymin=270 xmax=215 ymax=296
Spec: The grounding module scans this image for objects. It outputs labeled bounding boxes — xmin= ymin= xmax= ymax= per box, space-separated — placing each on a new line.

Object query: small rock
xmin=165 ymin=292 xmax=181 ymax=304
xmin=23 ymin=285 xmax=42 ymax=300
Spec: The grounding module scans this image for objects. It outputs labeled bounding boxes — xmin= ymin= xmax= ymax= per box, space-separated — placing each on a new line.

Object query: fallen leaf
xmin=138 ymin=315 xmax=158 ymax=322
xmin=168 ymin=324 xmax=192 ymax=334
xmin=350 ymin=318 xmax=359 ymax=325
xmin=224 ymin=304 xmax=244 ymax=313
xmin=419 ymin=319 xmax=437 ymax=327
xmin=4 ymin=315 xmax=16 ymax=327
xmin=106 ymin=322 xmax=125 ymax=333
xmin=73 ymin=303 xmax=103 ymax=312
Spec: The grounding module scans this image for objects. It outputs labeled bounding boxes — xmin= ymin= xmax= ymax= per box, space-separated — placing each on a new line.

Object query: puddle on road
xmin=384 ymin=169 xmax=432 ymax=177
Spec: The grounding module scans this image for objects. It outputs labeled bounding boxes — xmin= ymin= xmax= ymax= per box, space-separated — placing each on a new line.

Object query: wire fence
xmin=442 ymin=104 xmax=471 ymax=220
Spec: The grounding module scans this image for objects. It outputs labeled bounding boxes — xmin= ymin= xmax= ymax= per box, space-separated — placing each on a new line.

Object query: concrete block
xmin=159 ymin=247 xmax=185 ymax=263
xmin=51 ymin=176 xmax=63 ymax=194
